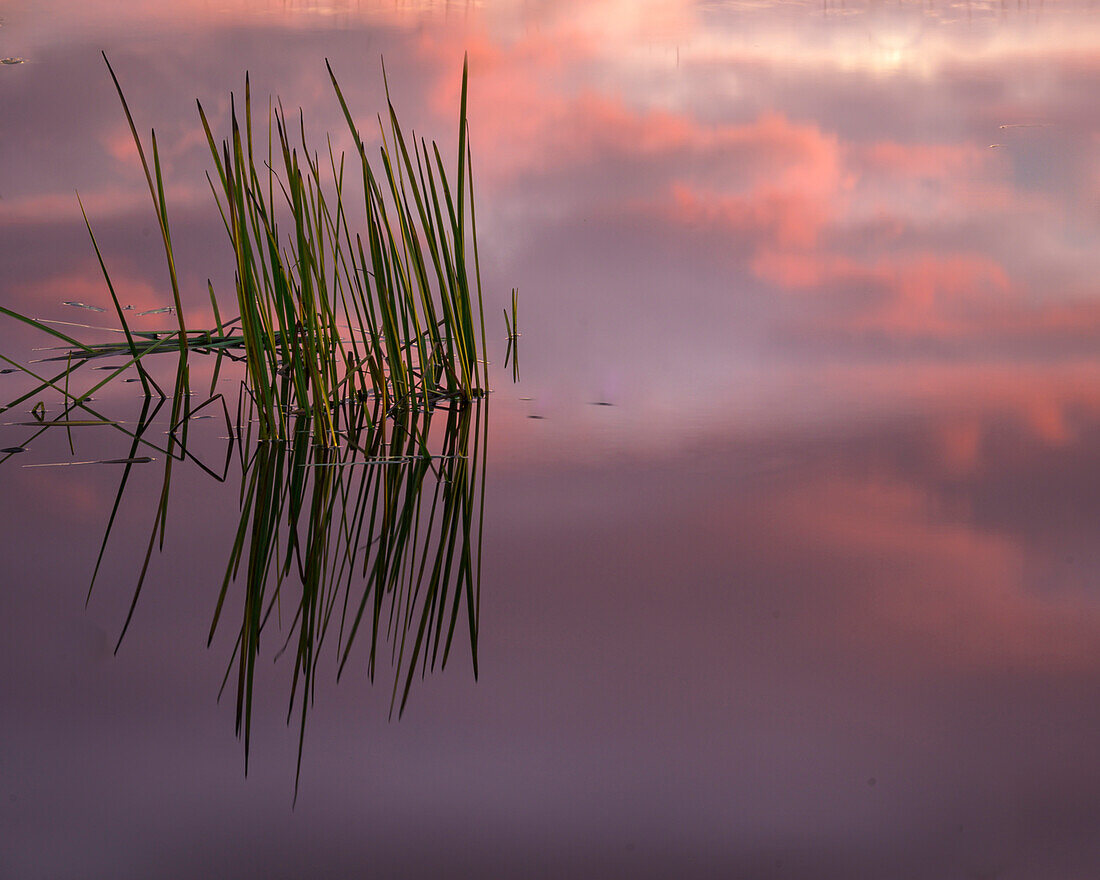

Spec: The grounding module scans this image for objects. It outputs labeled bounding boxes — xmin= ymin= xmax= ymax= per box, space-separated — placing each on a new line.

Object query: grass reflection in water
xmin=3 ymin=338 xmax=489 ymax=800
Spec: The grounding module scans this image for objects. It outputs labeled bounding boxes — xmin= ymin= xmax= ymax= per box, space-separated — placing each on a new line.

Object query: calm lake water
xmin=4 ymin=1 xmax=1100 ymax=877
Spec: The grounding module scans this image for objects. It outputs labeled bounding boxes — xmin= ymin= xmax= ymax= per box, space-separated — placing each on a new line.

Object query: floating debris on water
xmin=23 ymin=456 xmax=154 ymax=468
xmin=12 ymin=419 xmax=114 ymax=427
xmin=62 ymin=301 xmax=107 ymax=312
xmin=302 ymin=455 xmax=464 ymax=468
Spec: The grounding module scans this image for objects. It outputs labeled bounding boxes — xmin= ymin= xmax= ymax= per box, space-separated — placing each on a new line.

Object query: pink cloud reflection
xmin=3 ymin=0 xmax=1098 ymax=446
xmin=761 ymin=471 xmax=1100 ymax=672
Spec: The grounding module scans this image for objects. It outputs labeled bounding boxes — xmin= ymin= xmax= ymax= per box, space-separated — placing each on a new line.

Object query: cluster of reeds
xmin=0 ymin=56 xmax=498 ymax=795
xmin=197 ymin=57 xmax=488 ymax=446
xmin=1 ymin=53 xmax=488 ymax=447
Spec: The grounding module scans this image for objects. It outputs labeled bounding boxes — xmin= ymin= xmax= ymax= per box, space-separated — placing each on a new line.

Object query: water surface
xmin=3 ymin=2 xmax=1100 ymax=877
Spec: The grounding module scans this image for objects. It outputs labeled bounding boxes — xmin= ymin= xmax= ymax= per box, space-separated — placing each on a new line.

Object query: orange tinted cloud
xmin=811 ymin=361 xmax=1100 ymax=448
xmin=936 ymin=419 xmax=984 ymax=474
xmin=757 ymin=244 xmax=1100 ymax=351
xmin=754 ymin=249 xmax=1009 ymax=313
xmin=423 ymin=24 xmax=845 ymax=195
xmin=859 ymin=140 xmax=991 ymax=179
xmin=849 ymin=253 xmax=1012 ymax=337
xmin=751 ymin=250 xmax=872 ymax=289
xmin=668 ymin=185 xmax=834 ymax=249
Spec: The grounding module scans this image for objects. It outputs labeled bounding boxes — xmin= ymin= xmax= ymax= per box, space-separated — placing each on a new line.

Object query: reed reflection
xmin=222 ymin=399 xmax=486 ymax=785
xmin=73 ymin=379 xmax=488 ymax=796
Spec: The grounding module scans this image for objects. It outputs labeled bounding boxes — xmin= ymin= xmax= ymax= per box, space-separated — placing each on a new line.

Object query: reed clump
xmin=214 ymin=398 xmax=487 ymax=795
xmin=197 ymin=56 xmax=488 ymax=446
xmin=0 ymin=56 xmax=497 ymax=796
xmin=1 ymin=53 xmax=489 ymax=449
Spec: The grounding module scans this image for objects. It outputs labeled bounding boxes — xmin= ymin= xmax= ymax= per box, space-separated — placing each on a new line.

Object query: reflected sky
xmin=3 ymin=0 xmax=1100 ymax=438
xmin=3 ymin=1 xmax=1100 ymax=878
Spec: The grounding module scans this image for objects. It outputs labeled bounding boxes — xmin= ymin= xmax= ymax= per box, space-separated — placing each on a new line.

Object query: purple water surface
xmin=3 ymin=2 xmax=1100 ymax=877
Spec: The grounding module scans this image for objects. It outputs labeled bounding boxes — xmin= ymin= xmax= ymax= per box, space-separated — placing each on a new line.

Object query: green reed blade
xmin=77 ymin=194 xmax=153 ymax=398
